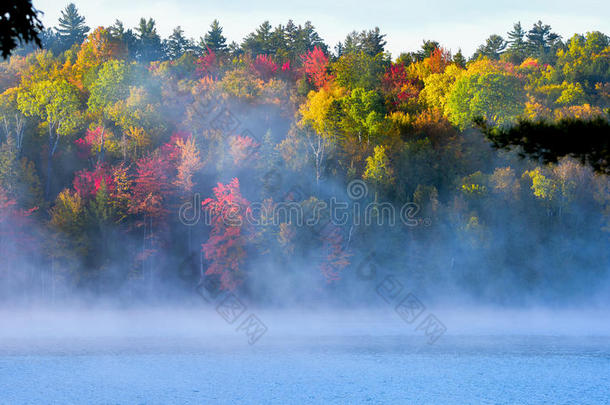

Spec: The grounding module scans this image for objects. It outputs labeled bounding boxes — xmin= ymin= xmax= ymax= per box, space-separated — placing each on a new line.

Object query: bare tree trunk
xmin=306 ymin=130 xmax=327 ymax=188
xmin=98 ymin=127 xmax=106 ymax=164
xmin=122 ymin=132 xmax=127 ymax=161
xmin=15 ymin=113 xmax=24 ymax=152
xmin=45 ymin=125 xmax=60 ymax=200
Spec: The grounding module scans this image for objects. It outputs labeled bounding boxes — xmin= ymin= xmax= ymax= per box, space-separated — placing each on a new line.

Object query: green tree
xmin=109 ymin=19 xmax=139 ymax=59
xmin=17 ymin=78 xmax=81 ymax=198
xmin=203 ymin=20 xmax=228 ymax=54
xmin=453 ymin=49 xmax=466 ymax=68
xmin=55 ymin=3 xmax=89 ymax=50
xmin=504 ymin=22 xmax=527 ymax=63
xmin=338 ymin=28 xmax=386 ymax=57
xmin=447 ymin=72 xmax=526 ymax=129
xmin=526 ymin=20 xmax=562 ymax=63
xmin=341 ymin=87 xmax=386 ymax=144
xmin=556 ymin=32 xmax=610 ymax=93
xmin=334 ymin=51 xmax=389 ymax=90
xmin=87 ymin=60 xmax=133 ymax=111
xmin=419 ymin=64 xmax=464 ymax=111
xmin=473 ymin=35 xmax=506 ymax=60
xmin=363 ymin=145 xmax=395 ymax=190
xmin=135 ymin=18 xmax=164 ymax=62
xmin=300 ymin=21 xmax=326 ymax=54
xmin=242 ymin=21 xmax=273 ymax=56
xmin=416 ymin=40 xmax=440 ymax=61
xmin=164 ymin=26 xmax=192 ymax=60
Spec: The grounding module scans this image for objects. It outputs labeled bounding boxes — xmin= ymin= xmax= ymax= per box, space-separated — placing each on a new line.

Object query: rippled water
xmin=1 ymin=309 xmax=609 ymax=404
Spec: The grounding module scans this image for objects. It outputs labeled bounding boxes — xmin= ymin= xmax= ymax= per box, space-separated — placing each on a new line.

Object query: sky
xmin=34 ymin=0 xmax=610 ymax=57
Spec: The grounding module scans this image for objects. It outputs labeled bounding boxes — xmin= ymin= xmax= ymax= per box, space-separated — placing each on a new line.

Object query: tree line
xmin=0 ymin=3 xmax=609 ymax=304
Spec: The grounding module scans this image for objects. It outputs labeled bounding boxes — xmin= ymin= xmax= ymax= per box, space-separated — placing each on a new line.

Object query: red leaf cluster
xmin=229 ymin=134 xmax=260 ymax=166
xmin=426 ymin=47 xmax=452 ymax=74
xmin=301 ymin=46 xmax=332 ymax=89
xmin=160 ymin=131 xmax=191 ymax=164
xmin=73 ymin=163 xmax=115 ymax=199
xmin=196 ymin=49 xmax=218 ymax=79
xmin=251 ymin=54 xmax=278 ymax=81
xmin=128 ymin=154 xmax=173 ymax=220
xmin=382 ymin=63 xmax=420 ymax=105
xmin=201 ymin=178 xmax=252 ymax=290
xmin=74 ymin=126 xmax=106 ymax=159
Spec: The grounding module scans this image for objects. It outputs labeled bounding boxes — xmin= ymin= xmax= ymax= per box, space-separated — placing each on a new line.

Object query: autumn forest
xmin=1 ymin=3 xmax=609 ymax=305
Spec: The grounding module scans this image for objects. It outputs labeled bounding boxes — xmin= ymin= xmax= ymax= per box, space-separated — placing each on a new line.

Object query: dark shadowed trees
xmin=476 ymin=116 xmax=610 ymax=175
xmin=0 ymin=0 xmax=43 ymax=58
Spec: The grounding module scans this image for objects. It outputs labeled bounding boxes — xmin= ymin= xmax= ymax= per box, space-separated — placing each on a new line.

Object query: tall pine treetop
xmin=55 ymin=3 xmax=89 ymax=49
xmin=203 ymin=20 xmax=227 ymax=54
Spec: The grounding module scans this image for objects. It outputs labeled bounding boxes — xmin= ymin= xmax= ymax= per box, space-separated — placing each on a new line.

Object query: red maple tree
xmin=74 ymin=126 xmax=107 ymax=160
xmin=301 ymin=46 xmax=332 ymax=89
xmin=251 ymin=54 xmax=278 ymax=81
xmin=160 ymin=131 xmax=191 ymax=164
xmin=426 ymin=47 xmax=452 ymax=74
xmin=229 ymin=134 xmax=260 ymax=166
xmin=129 ymin=154 xmax=173 ymax=222
xmin=382 ymin=63 xmax=421 ymax=106
xmin=318 ymin=224 xmax=351 ymax=283
xmin=73 ymin=163 xmax=115 ymax=199
xmin=196 ymin=48 xmax=219 ymax=79
xmin=201 ymin=178 xmax=252 ymax=290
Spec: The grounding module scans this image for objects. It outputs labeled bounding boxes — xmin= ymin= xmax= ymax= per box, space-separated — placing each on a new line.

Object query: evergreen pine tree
xmin=453 ymin=49 xmax=466 ymax=68
xmin=301 ymin=21 xmax=326 ymax=53
xmin=165 ymin=26 xmax=191 ymax=59
xmin=55 ymin=3 xmax=89 ymax=50
xmin=242 ymin=21 xmax=273 ymax=55
xmin=526 ymin=20 xmax=561 ymax=63
xmin=503 ymin=22 xmax=527 ymax=63
xmin=360 ymin=27 xmax=386 ymax=56
xmin=417 ymin=40 xmax=440 ymax=60
xmin=109 ymin=19 xmax=138 ymax=59
xmin=473 ymin=34 xmax=506 ymax=60
xmin=203 ymin=20 xmax=227 ymax=54
xmin=135 ymin=18 xmax=164 ymax=62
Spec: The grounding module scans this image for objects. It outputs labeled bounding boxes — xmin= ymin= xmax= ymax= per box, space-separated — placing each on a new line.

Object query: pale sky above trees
xmin=35 ymin=0 xmax=609 ymax=57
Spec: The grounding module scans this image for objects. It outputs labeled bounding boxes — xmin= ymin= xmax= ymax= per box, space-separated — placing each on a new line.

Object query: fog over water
xmin=1 ymin=308 xmax=609 ymax=404
xmin=2 ymin=307 xmax=609 ymax=344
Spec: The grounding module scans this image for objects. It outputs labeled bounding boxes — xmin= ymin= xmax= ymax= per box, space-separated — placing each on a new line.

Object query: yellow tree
xmin=66 ymin=27 xmax=126 ymax=90
xmin=17 ymin=79 xmax=82 ymax=198
xmin=363 ymin=145 xmax=395 ymax=200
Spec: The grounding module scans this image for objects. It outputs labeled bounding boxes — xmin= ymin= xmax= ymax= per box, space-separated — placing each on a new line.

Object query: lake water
xmin=1 ymin=309 xmax=609 ymax=404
